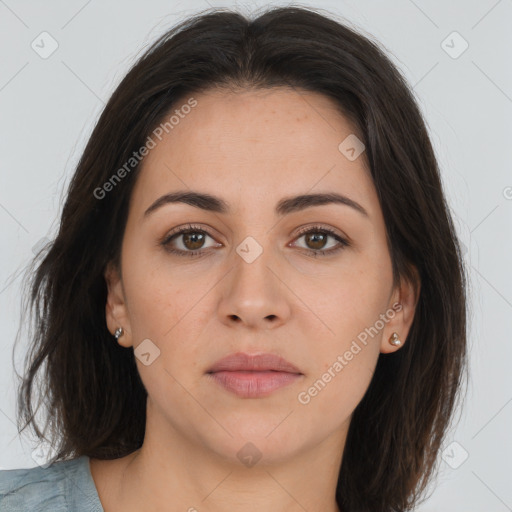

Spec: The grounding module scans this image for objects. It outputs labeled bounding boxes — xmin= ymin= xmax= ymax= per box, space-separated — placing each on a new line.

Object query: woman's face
xmin=105 ymin=87 xmax=417 ymax=465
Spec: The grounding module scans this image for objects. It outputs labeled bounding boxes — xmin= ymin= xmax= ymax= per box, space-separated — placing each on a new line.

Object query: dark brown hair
xmin=16 ymin=5 xmax=468 ymax=511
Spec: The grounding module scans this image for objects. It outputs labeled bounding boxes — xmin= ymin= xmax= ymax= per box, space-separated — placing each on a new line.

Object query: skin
xmin=90 ymin=87 xmax=419 ymax=512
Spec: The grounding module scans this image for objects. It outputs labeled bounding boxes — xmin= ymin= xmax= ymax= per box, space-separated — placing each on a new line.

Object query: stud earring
xmin=114 ymin=327 xmax=124 ymax=340
xmin=389 ymin=332 xmax=401 ymax=346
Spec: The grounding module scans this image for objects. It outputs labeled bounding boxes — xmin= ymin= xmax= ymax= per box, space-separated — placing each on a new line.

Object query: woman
xmin=0 ymin=5 xmax=468 ymax=511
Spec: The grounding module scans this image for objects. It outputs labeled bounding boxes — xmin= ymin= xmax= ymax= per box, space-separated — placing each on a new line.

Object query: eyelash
xmin=160 ymin=223 xmax=350 ymax=258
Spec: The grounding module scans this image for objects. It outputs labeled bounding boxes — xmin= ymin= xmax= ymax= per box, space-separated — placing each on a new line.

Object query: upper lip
xmin=207 ymin=352 xmax=302 ymax=374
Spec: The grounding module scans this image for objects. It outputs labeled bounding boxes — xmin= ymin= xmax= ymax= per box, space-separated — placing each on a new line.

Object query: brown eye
xmin=303 ymin=232 xmax=329 ymax=250
xmin=181 ymin=231 xmax=206 ymax=250
xmin=161 ymin=225 xmax=221 ymax=257
xmin=292 ymin=226 xmax=349 ymax=256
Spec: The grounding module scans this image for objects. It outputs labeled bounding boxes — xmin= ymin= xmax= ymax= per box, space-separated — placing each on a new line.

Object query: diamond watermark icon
xmin=31 ymin=440 xmax=57 ymax=468
xmin=441 ymin=31 xmax=469 ymax=59
xmin=338 ymin=134 xmax=365 ymax=161
xmin=32 ymin=236 xmax=50 ymax=255
xmin=31 ymin=31 xmax=59 ymax=59
xmin=236 ymin=442 xmax=262 ymax=468
xmin=441 ymin=440 xmax=469 ymax=469
xmin=134 ymin=338 xmax=161 ymax=366
xmin=236 ymin=236 xmax=263 ymax=264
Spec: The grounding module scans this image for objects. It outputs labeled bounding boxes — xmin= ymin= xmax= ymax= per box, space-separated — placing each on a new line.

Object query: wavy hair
xmin=15 ymin=6 xmax=468 ymax=511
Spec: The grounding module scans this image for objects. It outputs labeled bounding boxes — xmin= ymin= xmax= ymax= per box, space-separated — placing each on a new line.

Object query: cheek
xmin=290 ymin=250 xmax=391 ymax=408
xmin=290 ymin=250 xmax=393 ymax=337
xmin=121 ymin=240 xmax=200 ymax=336
xmin=121 ymin=246 xmax=216 ymax=379
xmin=121 ymin=260 xmax=207 ymax=408
xmin=297 ymin=345 xmax=379 ymax=431
xmin=289 ymin=311 xmax=381 ymax=444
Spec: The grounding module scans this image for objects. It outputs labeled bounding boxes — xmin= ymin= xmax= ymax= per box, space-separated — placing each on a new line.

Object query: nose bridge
xmin=217 ymin=232 xmax=291 ymax=327
xmin=232 ymin=234 xmax=279 ymax=302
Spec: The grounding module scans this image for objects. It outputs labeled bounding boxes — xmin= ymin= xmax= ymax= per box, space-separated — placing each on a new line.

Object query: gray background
xmin=1 ymin=0 xmax=511 ymax=510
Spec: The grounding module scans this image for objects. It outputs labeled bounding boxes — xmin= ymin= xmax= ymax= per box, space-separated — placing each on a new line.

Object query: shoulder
xmin=0 ymin=456 xmax=103 ymax=512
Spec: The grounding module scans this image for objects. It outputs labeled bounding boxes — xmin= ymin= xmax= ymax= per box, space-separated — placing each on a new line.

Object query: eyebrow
xmin=143 ymin=190 xmax=369 ymax=219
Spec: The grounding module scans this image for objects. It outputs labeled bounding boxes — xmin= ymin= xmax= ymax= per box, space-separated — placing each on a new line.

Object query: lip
xmin=206 ymin=352 xmax=303 ymax=398
xmin=207 ymin=352 xmax=302 ymax=373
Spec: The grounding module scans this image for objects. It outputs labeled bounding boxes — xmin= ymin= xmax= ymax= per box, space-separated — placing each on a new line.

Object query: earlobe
xmin=380 ymin=266 xmax=421 ymax=354
xmin=104 ymin=261 xmax=133 ymax=348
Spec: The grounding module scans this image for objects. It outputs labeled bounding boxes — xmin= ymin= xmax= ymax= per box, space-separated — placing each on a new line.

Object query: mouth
xmin=206 ymin=352 xmax=303 ymax=398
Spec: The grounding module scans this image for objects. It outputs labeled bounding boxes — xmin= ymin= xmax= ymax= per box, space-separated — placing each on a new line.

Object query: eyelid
xmin=160 ymin=222 xmax=350 ymax=257
xmin=289 ymin=224 xmax=350 ymax=252
xmin=293 ymin=223 xmax=347 ymax=240
xmin=160 ymin=223 xmax=220 ymax=247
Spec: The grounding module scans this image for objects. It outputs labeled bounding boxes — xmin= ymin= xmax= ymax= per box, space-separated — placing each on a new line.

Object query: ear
xmin=104 ymin=261 xmax=133 ymax=348
xmin=380 ymin=265 xmax=421 ymax=354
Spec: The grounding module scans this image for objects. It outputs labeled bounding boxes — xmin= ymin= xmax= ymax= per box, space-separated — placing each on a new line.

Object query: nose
xmin=217 ymin=244 xmax=292 ymax=330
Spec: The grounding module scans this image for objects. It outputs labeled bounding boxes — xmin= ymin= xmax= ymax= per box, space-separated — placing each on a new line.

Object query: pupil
xmin=184 ymin=232 xmax=204 ymax=250
xmin=306 ymin=233 xmax=326 ymax=249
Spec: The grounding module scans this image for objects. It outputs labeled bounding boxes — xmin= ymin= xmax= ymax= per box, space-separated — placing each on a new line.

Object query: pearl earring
xmin=389 ymin=332 xmax=401 ymax=346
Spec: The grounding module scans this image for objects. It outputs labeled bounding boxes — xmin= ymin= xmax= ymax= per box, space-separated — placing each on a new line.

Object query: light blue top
xmin=0 ymin=456 xmax=103 ymax=511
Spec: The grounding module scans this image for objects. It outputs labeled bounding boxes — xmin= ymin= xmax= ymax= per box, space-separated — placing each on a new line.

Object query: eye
xmin=291 ymin=225 xmax=349 ymax=257
xmin=160 ymin=224 xmax=221 ymax=257
xmin=160 ymin=223 xmax=350 ymax=258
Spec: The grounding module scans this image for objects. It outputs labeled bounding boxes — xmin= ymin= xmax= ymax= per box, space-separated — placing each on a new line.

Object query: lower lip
xmin=208 ymin=370 xmax=302 ymax=398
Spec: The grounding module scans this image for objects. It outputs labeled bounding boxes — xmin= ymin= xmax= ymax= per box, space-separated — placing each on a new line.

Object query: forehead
xmin=130 ymin=87 xmax=379 ymax=219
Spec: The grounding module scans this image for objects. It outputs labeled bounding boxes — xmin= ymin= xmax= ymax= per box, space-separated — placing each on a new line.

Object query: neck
xmin=92 ymin=402 xmax=347 ymax=512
